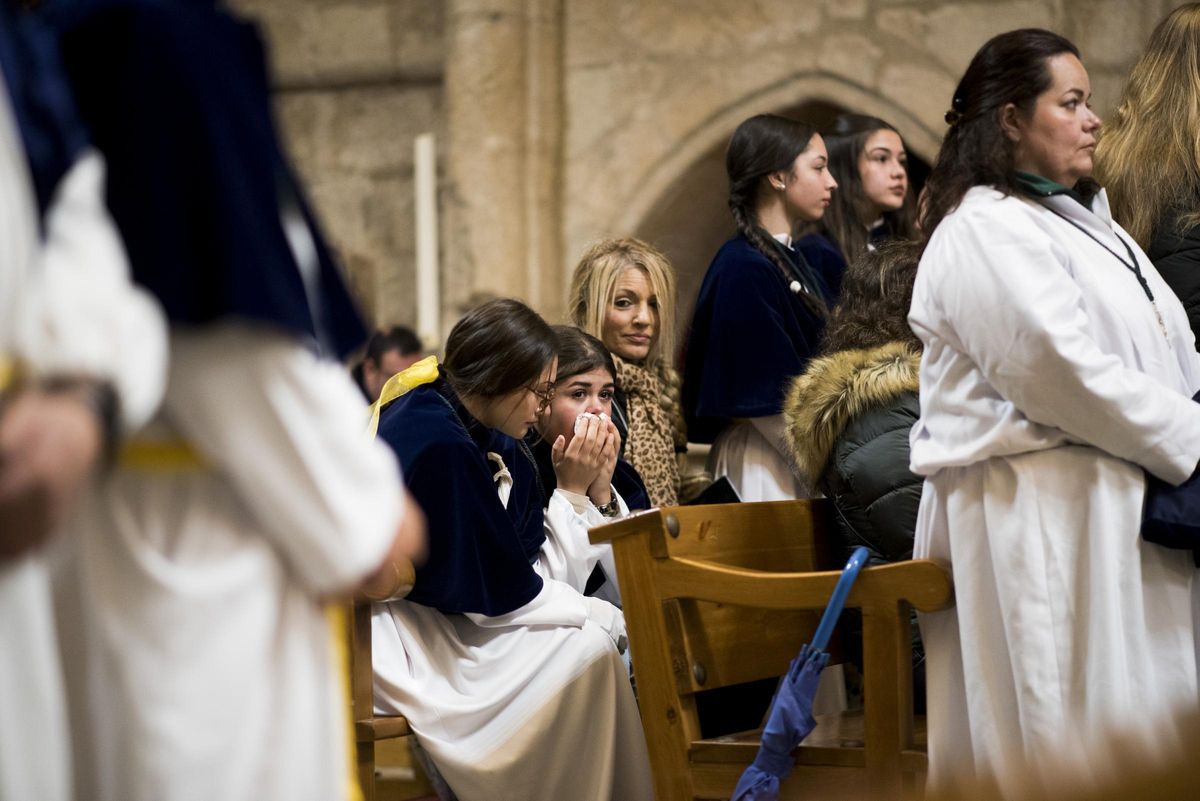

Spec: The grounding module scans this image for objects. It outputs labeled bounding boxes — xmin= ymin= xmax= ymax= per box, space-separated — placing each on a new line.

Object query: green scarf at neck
xmin=1013 ymin=170 xmax=1093 ymax=210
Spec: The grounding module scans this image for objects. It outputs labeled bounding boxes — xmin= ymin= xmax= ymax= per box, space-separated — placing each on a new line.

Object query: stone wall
xmin=563 ymin=0 xmax=1180 ymax=325
xmin=229 ymin=0 xmax=1181 ymax=340
xmin=230 ymin=0 xmax=444 ymax=331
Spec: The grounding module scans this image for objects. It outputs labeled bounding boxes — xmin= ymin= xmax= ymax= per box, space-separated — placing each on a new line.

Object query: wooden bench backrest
xmin=655 ymin=501 xmax=838 ymax=694
xmin=592 ymin=499 xmax=954 ymax=801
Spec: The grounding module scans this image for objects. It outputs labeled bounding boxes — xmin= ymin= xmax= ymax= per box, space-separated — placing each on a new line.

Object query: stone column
xmin=443 ymin=0 xmax=565 ymax=329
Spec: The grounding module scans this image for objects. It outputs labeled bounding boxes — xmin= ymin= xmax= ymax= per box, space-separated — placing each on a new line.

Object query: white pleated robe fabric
xmin=372 ymin=485 xmax=654 ymax=801
xmin=0 ymin=73 xmax=167 ymax=801
xmin=909 ymin=185 xmax=1200 ymax=795
xmin=53 ymin=322 xmax=405 ymax=801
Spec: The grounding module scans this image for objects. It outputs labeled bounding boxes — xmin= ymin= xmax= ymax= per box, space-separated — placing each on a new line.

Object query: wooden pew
xmin=590 ymin=500 xmax=953 ymax=801
xmin=347 ymin=560 xmax=417 ymax=801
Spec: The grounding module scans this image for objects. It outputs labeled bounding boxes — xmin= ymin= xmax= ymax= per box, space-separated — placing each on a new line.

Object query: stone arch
xmin=613 ymin=72 xmax=943 ymax=343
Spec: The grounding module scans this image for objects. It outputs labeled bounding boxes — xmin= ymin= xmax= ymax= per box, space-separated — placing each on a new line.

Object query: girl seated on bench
xmin=371 ymin=299 xmax=653 ymax=801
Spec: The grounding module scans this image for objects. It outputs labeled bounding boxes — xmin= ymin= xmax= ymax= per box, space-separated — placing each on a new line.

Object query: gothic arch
xmin=609 ymin=72 xmax=943 ymax=343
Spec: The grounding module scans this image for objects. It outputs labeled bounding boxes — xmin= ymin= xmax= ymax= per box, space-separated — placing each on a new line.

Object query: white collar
xmin=772 ymin=232 xmax=794 ymax=249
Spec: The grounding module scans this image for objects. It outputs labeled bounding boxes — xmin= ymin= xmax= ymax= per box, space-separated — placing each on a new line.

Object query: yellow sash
xmin=365 ymin=355 xmax=439 ymax=438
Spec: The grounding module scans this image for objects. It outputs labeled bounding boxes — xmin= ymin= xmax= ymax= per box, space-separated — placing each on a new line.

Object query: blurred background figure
xmin=0 ymin=3 xmax=167 ymax=799
xmin=1094 ymin=2 xmax=1200 ymax=348
xmin=356 ymin=324 xmax=426 ymax=402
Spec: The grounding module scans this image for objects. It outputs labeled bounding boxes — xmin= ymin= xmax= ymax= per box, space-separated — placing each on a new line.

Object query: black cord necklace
xmin=1040 ymin=204 xmax=1171 ymax=341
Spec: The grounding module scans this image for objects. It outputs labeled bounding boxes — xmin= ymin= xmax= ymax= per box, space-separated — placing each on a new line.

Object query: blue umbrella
xmin=731 ymin=546 xmax=869 ymax=801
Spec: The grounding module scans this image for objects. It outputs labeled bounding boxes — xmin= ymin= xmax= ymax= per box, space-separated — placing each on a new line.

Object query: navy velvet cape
xmin=376 ymin=379 xmax=546 ymax=617
xmin=0 ymin=1 xmax=87 ymax=218
xmin=683 ymin=234 xmax=840 ymax=444
xmin=48 ymin=0 xmax=366 ymax=359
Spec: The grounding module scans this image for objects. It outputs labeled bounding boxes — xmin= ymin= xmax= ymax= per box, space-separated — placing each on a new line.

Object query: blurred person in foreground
xmin=43 ymin=1 xmax=425 ymax=799
xmin=0 ymin=3 xmax=167 ymax=799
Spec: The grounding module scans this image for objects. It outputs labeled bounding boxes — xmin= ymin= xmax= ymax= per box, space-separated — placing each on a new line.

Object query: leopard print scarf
xmin=613 ymin=355 xmax=680 ymax=507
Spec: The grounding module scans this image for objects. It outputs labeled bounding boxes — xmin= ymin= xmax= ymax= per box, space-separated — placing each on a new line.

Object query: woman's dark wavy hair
xmin=442 ymin=298 xmax=556 ymax=398
xmin=821 ymin=239 xmax=923 ymax=353
xmin=726 ymin=113 xmax=827 ymax=318
xmin=820 ymin=113 xmax=916 ymax=264
xmin=551 ymin=325 xmax=617 ymax=389
xmin=920 ymin=28 xmax=1081 ymax=237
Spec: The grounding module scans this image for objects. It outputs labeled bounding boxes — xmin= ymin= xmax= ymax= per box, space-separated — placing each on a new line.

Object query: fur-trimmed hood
xmin=784 ymin=341 xmax=921 ymax=483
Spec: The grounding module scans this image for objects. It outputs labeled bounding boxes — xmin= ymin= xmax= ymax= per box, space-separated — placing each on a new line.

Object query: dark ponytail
xmin=726 ymin=114 xmax=827 ymax=318
xmin=920 ymin=29 xmax=1081 ymax=237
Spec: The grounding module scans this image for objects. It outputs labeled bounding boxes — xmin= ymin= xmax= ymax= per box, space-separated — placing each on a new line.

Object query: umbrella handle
xmin=810 ymin=546 xmax=869 ymax=652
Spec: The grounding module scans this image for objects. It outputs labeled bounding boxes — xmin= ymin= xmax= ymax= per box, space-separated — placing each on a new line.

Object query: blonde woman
xmin=1095 ymin=3 xmax=1200 ymax=346
xmin=568 ymin=238 xmax=691 ymax=507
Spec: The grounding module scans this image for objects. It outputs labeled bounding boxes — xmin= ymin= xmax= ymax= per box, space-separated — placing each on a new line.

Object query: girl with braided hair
xmin=682 ymin=114 xmax=839 ymax=501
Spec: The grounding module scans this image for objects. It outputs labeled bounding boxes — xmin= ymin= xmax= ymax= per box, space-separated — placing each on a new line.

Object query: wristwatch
xmin=595 ymin=497 xmax=621 ymax=518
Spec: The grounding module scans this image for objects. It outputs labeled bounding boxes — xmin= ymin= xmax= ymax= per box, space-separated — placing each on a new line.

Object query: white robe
xmin=53 ymin=322 xmax=405 ymax=801
xmin=0 ymin=73 xmax=167 ymax=801
xmin=909 ymin=186 xmax=1200 ymax=795
xmin=372 ymin=484 xmax=653 ymax=801
xmin=709 ymin=415 xmax=809 ymax=502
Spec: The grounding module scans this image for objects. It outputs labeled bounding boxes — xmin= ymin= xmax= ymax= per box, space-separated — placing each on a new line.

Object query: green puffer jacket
xmin=784 ymin=341 xmax=922 ymax=565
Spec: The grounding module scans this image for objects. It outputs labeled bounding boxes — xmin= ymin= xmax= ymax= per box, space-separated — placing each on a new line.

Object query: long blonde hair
xmin=567 ymin=237 xmax=678 ymax=374
xmin=1094 ymin=3 xmax=1200 ymax=246
xmin=568 ymin=238 xmax=686 ymax=448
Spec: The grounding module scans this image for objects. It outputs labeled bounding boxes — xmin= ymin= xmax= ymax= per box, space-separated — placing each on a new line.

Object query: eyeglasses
xmin=530 ymin=381 xmax=556 ymax=416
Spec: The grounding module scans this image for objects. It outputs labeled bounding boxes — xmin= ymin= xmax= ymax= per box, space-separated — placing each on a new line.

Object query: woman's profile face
xmin=783 ymin=133 xmax=838 ymax=224
xmin=602 ymin=266 xmax=659 ymax=362
xmin=1009 ymin=53 xmax=1101 ymax=188
xmin=857 ymin=128 xmax=908 ymax=219
xmin=536 ymin=367 xmax=615 ymax=445
xmin=480 ymin=358 xmax=558 ymax=439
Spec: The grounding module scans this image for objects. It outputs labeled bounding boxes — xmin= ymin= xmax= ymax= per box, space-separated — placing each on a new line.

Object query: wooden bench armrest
xmin=588 ymin=508 xmax=661 ymax=544
xmin=355 ymin=715 xmax=411 ymax=743
xmin=658 ymin=557 xmax=953 ymax=613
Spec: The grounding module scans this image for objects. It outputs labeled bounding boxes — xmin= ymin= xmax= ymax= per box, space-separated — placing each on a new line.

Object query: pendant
xmin=1153 ymin=302 xmax=1172 ymax=345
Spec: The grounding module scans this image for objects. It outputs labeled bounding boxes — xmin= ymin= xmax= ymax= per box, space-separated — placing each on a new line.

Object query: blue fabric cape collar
xmin=46 ymin=0 xmax=367 ymax=358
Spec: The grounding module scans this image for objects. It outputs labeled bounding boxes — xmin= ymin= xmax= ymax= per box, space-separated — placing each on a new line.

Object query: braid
xmin=656 ymin=364 xmax=688 ymax=450
xmin=730 ymin=200 xmax=829 ymax=319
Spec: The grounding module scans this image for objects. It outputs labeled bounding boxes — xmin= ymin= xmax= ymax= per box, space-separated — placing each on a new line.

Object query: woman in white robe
xmin=0 ymin=17 xmax=167 ymax=801
xmin=372 ymin=301 xmax=653 ymax=801
xmin=910 ymin=29 xmax=1200 ymax=796
xmin=46 ymin=3 xmax=421 ymax=798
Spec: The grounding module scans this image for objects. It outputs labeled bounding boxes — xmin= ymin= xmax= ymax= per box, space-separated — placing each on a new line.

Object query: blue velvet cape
xmin=376 ymin=379 xmax=546 ymax=617
xmin=0 ymin=1 xmax=88 ymax=218
xmin=683 ymin=234 xmax=840 ymax=444
xmin=46 ymin=0 xmax=366 ymax=359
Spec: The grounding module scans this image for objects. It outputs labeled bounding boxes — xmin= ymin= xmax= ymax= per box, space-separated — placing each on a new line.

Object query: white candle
xmin=414 ymin=132 xmax=440 ymax=347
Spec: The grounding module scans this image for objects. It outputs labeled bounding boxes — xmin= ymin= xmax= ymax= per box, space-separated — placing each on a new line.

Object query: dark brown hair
xmin=442 ymin=298 xmax=556 ymax=398
xmin=726 ymin=113 xmax=827 ymax=318
xmin=551 ymin=325 xmax=617 ymax=388
xmin=365 ymin=325 xmax=422 ymax=366
xmin=920 ymin=29 xmax=1081 ymax=237
xmin=820 ymin=113 xmax=916 ymax=263
xmin=821 ymin=239 xmax=923 ymax=353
